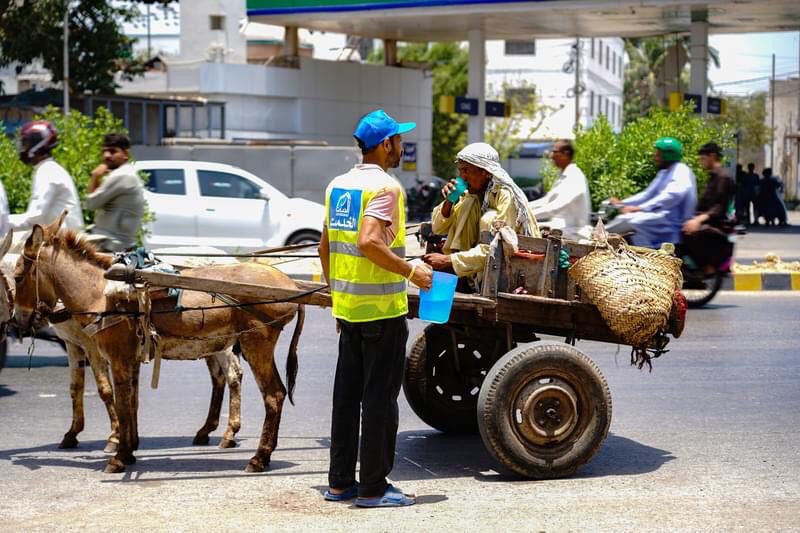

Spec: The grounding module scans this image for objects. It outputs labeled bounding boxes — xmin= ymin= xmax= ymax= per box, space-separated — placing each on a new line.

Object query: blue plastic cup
xmin=446 ymin=177 xmax=468 ymax=203
xmin=419 ymin=271 xmax=458 ymax=324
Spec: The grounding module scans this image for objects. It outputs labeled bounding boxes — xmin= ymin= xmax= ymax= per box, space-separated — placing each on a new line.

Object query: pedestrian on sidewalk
xmin=318 ymin=109 xmax=432 ymax=508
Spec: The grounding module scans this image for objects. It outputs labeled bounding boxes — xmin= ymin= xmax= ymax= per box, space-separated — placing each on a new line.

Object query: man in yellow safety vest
xmin=319 ymin=109 xmax=432 ymax=508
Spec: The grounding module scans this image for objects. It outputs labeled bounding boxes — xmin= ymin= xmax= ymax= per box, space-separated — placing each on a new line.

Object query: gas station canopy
xmin=247 ymin=0 xmax=800 ymax=41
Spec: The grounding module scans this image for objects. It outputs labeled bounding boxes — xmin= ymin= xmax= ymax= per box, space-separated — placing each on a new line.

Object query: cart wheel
xmin=404 ymin=325 xmax=497 ymax=433
xmin=477 ymin=342 xmax=611 ymax=479
xmin=682 ymin=270 xmax=724 ymax=308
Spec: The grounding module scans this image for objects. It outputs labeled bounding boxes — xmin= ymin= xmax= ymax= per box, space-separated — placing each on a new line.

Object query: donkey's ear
xmin=0 ymin=230 xmax=12 ymax=260
xmin=25 ymin=225 xmax=45 ymax=256
xmin=45 ymin=210 xmax=68 ymax=237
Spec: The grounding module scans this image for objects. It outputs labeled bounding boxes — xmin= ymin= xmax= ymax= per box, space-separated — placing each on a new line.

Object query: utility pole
xmin=770 ymin=53 xmax=775 ymax=169
xmin=574 ymin=38 xmax=581 ymax=129
xmin=63 ymin=0 xmax=69 ymax=115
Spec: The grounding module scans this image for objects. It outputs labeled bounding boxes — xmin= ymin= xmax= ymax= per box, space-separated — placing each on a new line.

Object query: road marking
xmin=38 ymin=393 xmax=57 ymax=398
xmin=402 ymin=456 xmax=438 ymax=476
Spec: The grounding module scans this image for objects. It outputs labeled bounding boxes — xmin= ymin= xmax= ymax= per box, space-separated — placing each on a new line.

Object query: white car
xmin=134 ymin=160 xmax=325 ymax=252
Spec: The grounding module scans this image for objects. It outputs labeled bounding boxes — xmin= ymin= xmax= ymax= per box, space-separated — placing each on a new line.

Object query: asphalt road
xmin=0 ymin=292 xmax=798 ymax=531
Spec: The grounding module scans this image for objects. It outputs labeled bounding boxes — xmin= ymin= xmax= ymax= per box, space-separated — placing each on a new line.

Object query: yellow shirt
xmin=431 ymin=185 xmax=540 ymax=277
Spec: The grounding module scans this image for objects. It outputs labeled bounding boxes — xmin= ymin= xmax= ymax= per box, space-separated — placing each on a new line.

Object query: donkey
xmin=4 ymin=228 xmax=246 ymax=454
xmin=14 ymin=216 xmax=304 ymax=473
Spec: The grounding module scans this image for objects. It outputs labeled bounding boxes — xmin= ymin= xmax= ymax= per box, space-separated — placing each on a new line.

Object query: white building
xmin=486 ymin=37 xmax=625 ymax=139
xmin=765 ymin=78 xmax=800 ymax=201
xmin=116 ymin=0 xmax=433 ymax=182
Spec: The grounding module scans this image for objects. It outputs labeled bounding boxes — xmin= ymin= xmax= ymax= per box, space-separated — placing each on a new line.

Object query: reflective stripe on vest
xmin=329 ymin=241 xmax=405 ymax=259
xmin=325 ymin=171 xmax=407 ymax=322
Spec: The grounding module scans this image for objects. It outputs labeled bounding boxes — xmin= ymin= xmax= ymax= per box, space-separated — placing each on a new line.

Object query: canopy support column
xmin=468 ymin=28 xmax=486 ymax=143
xmin=689 ymin=12 xmax=709 ymax=115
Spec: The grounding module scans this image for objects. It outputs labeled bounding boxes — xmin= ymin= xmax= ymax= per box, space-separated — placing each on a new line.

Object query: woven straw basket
xmin=569 ymin=244 xmax=683 ymax=347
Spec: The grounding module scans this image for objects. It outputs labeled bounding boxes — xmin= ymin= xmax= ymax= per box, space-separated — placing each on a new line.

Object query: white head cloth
xmin=455 ymin=142 xmax=535 ymax=236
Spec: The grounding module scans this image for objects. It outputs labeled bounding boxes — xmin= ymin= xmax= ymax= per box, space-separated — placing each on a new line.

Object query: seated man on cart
xmin=423 ymin=142 xmax=540 ymax=287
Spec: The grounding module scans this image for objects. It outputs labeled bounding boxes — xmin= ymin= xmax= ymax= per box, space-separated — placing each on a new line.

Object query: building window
xmin=590 ymin=38 xmax=595 ymax=59
xmin=597 ymin=94 xmax=602 ymax=116
xmin=611 ymin=51 xmax=616 ymax=75
xmin=605 ymin=45 xmax=610 ymax=70
xmin=209 ymin=15 xmax=225 ymax=31
xmin=589 ymin=90 xmax=595 ymax=116
xmin=619 ymin=57 xmax=624 ymax=78
xmin=598 ymin=40 xmax=603 ymax=64
xmin=611 ymin=101 xmax=616 ymax=125
xmin=605 ymin=97 xmax=610 ymax=117
xmin=505 ymin=40 xmax=536 ymax=55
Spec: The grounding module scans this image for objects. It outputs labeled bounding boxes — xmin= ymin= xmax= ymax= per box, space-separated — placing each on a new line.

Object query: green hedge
xmin=543 ymin=104 xmax=734 ymax=209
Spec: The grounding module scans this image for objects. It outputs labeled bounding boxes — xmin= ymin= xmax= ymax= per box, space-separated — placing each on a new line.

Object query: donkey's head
xmin=12 ymin=213 xmax=67 ymax=335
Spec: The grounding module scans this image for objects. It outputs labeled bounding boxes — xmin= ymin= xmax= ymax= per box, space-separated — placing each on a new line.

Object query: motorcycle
xmin=406 ymin=175 xmax=448 ymax=222
xmin=593 ymin=200 xmax=741 ymax=309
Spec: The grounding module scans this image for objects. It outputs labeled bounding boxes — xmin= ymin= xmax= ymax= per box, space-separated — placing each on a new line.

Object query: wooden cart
xmin=105 ymin=229 xmax=685 ymax=479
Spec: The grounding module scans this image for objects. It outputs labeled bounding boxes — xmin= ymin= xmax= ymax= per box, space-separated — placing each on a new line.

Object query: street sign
xmin=485 ymin=100 xmax=507 ymax=117
xmin=455 ymin=96 xmax=478 ymax=116
xmin=402 ymin=141 xmax=417 ymax=171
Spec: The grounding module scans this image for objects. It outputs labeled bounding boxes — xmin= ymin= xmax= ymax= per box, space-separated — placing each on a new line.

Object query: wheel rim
xmin=509 ymin=370 xmax=590 ymax=453
xmin=429 ymin=338 xmax=495 ymax=410
xmin=683 ymin=271 xmax=718 ymax=303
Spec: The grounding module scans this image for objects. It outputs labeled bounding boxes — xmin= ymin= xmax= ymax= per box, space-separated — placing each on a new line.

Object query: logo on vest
xmin=329 ymin=188 xmax=362 ymax=231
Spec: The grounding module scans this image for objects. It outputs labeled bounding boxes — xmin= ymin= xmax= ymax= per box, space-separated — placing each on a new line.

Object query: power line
xmin=715 ymin=70 xmax=799 ymax=87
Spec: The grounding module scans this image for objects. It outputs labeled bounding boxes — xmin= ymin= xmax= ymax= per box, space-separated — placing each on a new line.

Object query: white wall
xmin=118 ymin=57 xmax=433 ymax=183
xmin=486 ymin=37 xmax=625 ymax=140
xmin=178 ymin=0 xmax=247 ymax=64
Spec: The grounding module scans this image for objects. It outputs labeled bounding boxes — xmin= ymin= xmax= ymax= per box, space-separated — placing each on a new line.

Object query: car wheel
xmin=286 ymin=231 xmax=321 ymax=246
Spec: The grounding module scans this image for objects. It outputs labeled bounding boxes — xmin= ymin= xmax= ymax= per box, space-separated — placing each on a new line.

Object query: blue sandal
xmin=324 ymin=483 xmax=359 ymax=502
xmin=355 ymin=485 xmax=416 ymax=508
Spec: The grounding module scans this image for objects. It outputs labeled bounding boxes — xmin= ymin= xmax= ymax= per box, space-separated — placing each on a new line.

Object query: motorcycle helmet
xmin=654 ymin=137 xmax=683 ymax=163
xmin=18 ymin=120 xmax=59 ymax=164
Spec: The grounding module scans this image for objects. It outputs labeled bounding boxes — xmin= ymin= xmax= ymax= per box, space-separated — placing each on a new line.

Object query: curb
xmin=721 ymin=272 xmax=800 ymax=291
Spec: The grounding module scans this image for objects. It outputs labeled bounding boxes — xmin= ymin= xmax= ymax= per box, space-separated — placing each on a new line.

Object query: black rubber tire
xmin=477 ymin=342 xmax=612 ymax=479
xmin=683 ymin=271 xmax=723 ymax=309
xmin=403 ymin=325 xmax=498 ymax=434
xmin=285 ymin=230 xmax=321 ymax=246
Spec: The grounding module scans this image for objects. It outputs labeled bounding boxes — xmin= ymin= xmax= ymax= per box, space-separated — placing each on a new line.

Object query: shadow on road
xmin=390 ymin=430 xmax=673 ymax=482
xmin=0 ymin=383 xmax=16 ymax=397
xmin=4 ymin=355 xmax=69 ymax=368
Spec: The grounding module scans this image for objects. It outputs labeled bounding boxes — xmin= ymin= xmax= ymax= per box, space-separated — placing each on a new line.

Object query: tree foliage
xmin=543 ymin=104 xmax=734 ymax=209
xmin=623 ymin=36 xmax=720 ymax=124
xmin=0 ymin=0 xmax=142 ymax=94
xmin=710 ymin=92 xmax=770 ymax=167
xmin=0 ymin=107 xmax=126 ymax=223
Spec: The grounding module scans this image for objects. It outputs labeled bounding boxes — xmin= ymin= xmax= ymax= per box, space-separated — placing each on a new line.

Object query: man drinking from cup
xmin=424 ymin=142 xmax=540 ymax=285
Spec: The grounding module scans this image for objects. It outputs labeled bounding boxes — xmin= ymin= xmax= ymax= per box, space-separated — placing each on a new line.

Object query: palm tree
xmin=624 ymin=36 xmax=720 ymax=124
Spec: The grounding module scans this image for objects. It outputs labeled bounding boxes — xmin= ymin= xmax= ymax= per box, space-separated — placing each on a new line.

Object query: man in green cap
xmin=606 ymin=137 xmax=697 ymax=248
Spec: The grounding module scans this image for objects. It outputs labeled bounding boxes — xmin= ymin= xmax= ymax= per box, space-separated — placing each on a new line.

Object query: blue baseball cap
xmin=353 ymin=109 xmax=416 ymax=150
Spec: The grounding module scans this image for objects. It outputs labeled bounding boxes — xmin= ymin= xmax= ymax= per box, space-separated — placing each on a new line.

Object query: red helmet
xmin=18 ymin=120 xmax=59 ymax=164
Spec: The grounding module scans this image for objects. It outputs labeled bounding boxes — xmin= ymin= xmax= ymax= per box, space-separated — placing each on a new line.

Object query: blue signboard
xmin=485 ymin=100 xmax=506 ymax=117
xmin=707 ymin=96 xmax=722 ymax=115
xmin=328 ymin=188 xmax=362 ymax=231
xmin=455 ymin=96 xmax=478 ymax=116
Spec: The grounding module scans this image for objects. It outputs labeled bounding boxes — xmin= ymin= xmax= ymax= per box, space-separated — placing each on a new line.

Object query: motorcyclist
xmin=678 ymin=142 xmax=734 ymax=272
xmin=605 ymin=137 xmax=697 ymax=249
xmin=9 ymin=121 xmax=83 ymax=240
xmin=84 ymin=133 xmax=145 ymax=252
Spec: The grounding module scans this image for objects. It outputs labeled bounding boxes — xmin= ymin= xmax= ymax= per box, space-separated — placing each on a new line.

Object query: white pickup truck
xmin=135 ymin=160 xmax=325 ymax=252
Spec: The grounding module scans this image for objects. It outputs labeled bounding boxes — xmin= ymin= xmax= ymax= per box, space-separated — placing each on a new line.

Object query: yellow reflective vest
xmin=325 ymin=166 xmax=407 ymax=322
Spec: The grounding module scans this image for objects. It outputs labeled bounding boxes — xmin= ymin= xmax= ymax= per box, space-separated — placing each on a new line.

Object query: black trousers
xmin=328 ymin=315 xmax=409 ymax=498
